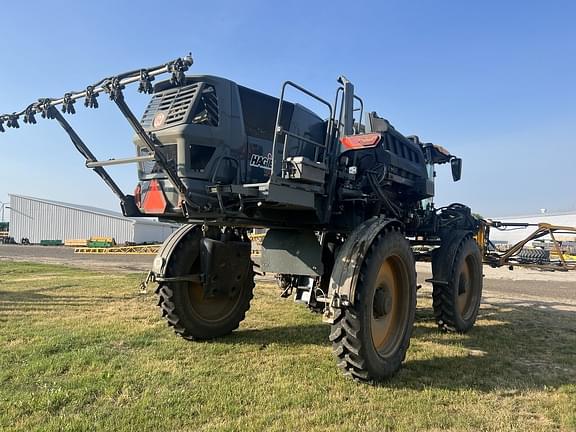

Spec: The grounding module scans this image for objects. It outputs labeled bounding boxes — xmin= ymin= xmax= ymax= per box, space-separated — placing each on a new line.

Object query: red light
xmin=340 ymin=133 xmax=381 ymax=149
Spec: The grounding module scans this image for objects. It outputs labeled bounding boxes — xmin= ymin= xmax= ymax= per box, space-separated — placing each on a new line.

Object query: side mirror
xmin=451 ymin=158 xmax=462 ymax=182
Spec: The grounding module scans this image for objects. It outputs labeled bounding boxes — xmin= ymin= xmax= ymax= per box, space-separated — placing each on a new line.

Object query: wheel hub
xmin=373 ymin=286 xmax=392 ymax=318
xmin=458 ymin=273 xmax=468 ymax=296
xmin=457 ymin=256 xmax=476 ymax=318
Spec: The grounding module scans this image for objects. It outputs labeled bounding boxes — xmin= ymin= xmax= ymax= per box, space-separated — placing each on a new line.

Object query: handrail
xmin=334 ymin=87 xmax=365 ymax=134
xmin=354 ymin=95 xmax=364 ymax=132
xmin=270 ymin=81 xmax=333 ymax=178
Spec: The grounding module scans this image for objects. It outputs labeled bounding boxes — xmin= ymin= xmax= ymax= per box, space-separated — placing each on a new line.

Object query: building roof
xmin=9 ymin=194 xmax=179 ymax=227
xmin=491 ymin=210 xmax=576 ymax=220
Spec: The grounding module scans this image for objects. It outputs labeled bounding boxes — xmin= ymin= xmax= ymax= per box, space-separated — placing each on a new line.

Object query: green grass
xmin=0 ymin=261 xmax=574 ymax=431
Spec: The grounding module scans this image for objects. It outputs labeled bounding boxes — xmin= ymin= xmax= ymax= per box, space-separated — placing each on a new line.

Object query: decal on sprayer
xmin=249 ymin=153 xmax=272 ymax=170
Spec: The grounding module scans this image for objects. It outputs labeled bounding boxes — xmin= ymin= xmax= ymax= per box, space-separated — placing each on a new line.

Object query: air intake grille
xmin=192 ymin=86 xmax=219 ymax=126
xmin=141 ymin=83 xmax=200 ymax=128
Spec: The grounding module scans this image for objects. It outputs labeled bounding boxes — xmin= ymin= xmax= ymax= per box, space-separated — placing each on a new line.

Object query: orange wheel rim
xmin=370 ymin=255 xmax=409 ymax=358
xmin=183 ymin=280 xmax=244 ymax=323
xmin=457 ymin=255 xmax=478 ymax=320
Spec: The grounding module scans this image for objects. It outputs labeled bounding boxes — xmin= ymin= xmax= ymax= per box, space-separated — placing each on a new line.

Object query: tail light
xmin=340 ymin=133 xmax=381 ymax=149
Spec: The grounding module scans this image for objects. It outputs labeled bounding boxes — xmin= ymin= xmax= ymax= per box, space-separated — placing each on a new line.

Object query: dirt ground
xmin=0 ymin=244 xmax=153 ymax=273
xmin=1 ymin=244 xmax=575 ymax=310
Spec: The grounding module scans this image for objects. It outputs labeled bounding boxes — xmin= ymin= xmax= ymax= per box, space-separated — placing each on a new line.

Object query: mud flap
xmin=200 ymin=238 xmax=251 ymax=297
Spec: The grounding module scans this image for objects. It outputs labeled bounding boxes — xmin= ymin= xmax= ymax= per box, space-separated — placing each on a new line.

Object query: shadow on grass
xmin=228 ymin=324 xmax=331 ymax=347
xmin=393 ymin=302 xmax=576 ymax=391
xmin=0 ymin=285 xmax=121 ymax=317
xmin=224 ymin=301 xmax=576 ymax=391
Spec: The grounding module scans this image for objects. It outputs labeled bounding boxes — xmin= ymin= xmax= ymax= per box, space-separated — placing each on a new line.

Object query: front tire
xmin=330 ymin=227 xmax=417 ymax=382
xmin=432 ymin=235 xmax=483 ymax=333
xmin=156 ymin=229 xmax=254 ymax=340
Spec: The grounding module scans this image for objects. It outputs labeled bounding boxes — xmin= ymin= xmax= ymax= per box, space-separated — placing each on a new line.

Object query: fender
xmin=152 ymin=224 xmax=202 ymax=277
xmin=324 ymin=216 xmax=402 ymax=323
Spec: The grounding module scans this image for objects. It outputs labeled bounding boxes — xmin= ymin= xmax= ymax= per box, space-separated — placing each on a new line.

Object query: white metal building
xmin=9 ymin=194 xmax=180 ymax=244
xmin=488 ymin=211 xmax=576 ymax=245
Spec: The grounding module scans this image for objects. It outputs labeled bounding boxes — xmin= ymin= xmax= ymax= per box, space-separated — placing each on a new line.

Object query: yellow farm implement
xmin=480 ymin=221 xmax=576 ymax=271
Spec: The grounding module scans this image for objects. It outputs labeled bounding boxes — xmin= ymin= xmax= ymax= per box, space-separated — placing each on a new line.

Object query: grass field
xmin=0 ymin=261 xmax=574 ymax=431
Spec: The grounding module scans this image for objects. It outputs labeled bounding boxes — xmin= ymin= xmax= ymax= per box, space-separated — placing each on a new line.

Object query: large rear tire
xmin=330 ymin=227 xmax=417 ymax=382
xmin=432 ymin=235 xmax=483 ymax=333
xmin=156 ymin=229 xmax=254 ymax=340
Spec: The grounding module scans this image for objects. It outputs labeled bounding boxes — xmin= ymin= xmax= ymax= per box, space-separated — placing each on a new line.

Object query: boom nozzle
xmin=23 ymin=107 xmax=37 ymax=124
xmin=138 ymin=70 xmax=154 ymax=94
xmin=85 ymin=86 xmax=99 ymax=108
xmin=62 ymin=93 xmax=76 ymax=114
xmin=169 ymin=54 xmax=193 ymax=86
xmin=6 ymin=114 xmax=19 ymax=129
xmin=183 ymin=53 xmax=193 ymax=67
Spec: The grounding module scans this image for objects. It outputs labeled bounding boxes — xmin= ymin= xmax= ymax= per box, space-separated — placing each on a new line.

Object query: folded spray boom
xmin=0 ymin=54 xmax=197 ymax=216
xmin=0 ymin=54 xmax=193 ymax=132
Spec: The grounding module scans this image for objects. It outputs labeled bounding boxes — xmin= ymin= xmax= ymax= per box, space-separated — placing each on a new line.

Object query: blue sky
xmin=1 ymin=0 xmax=575 ymax=220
